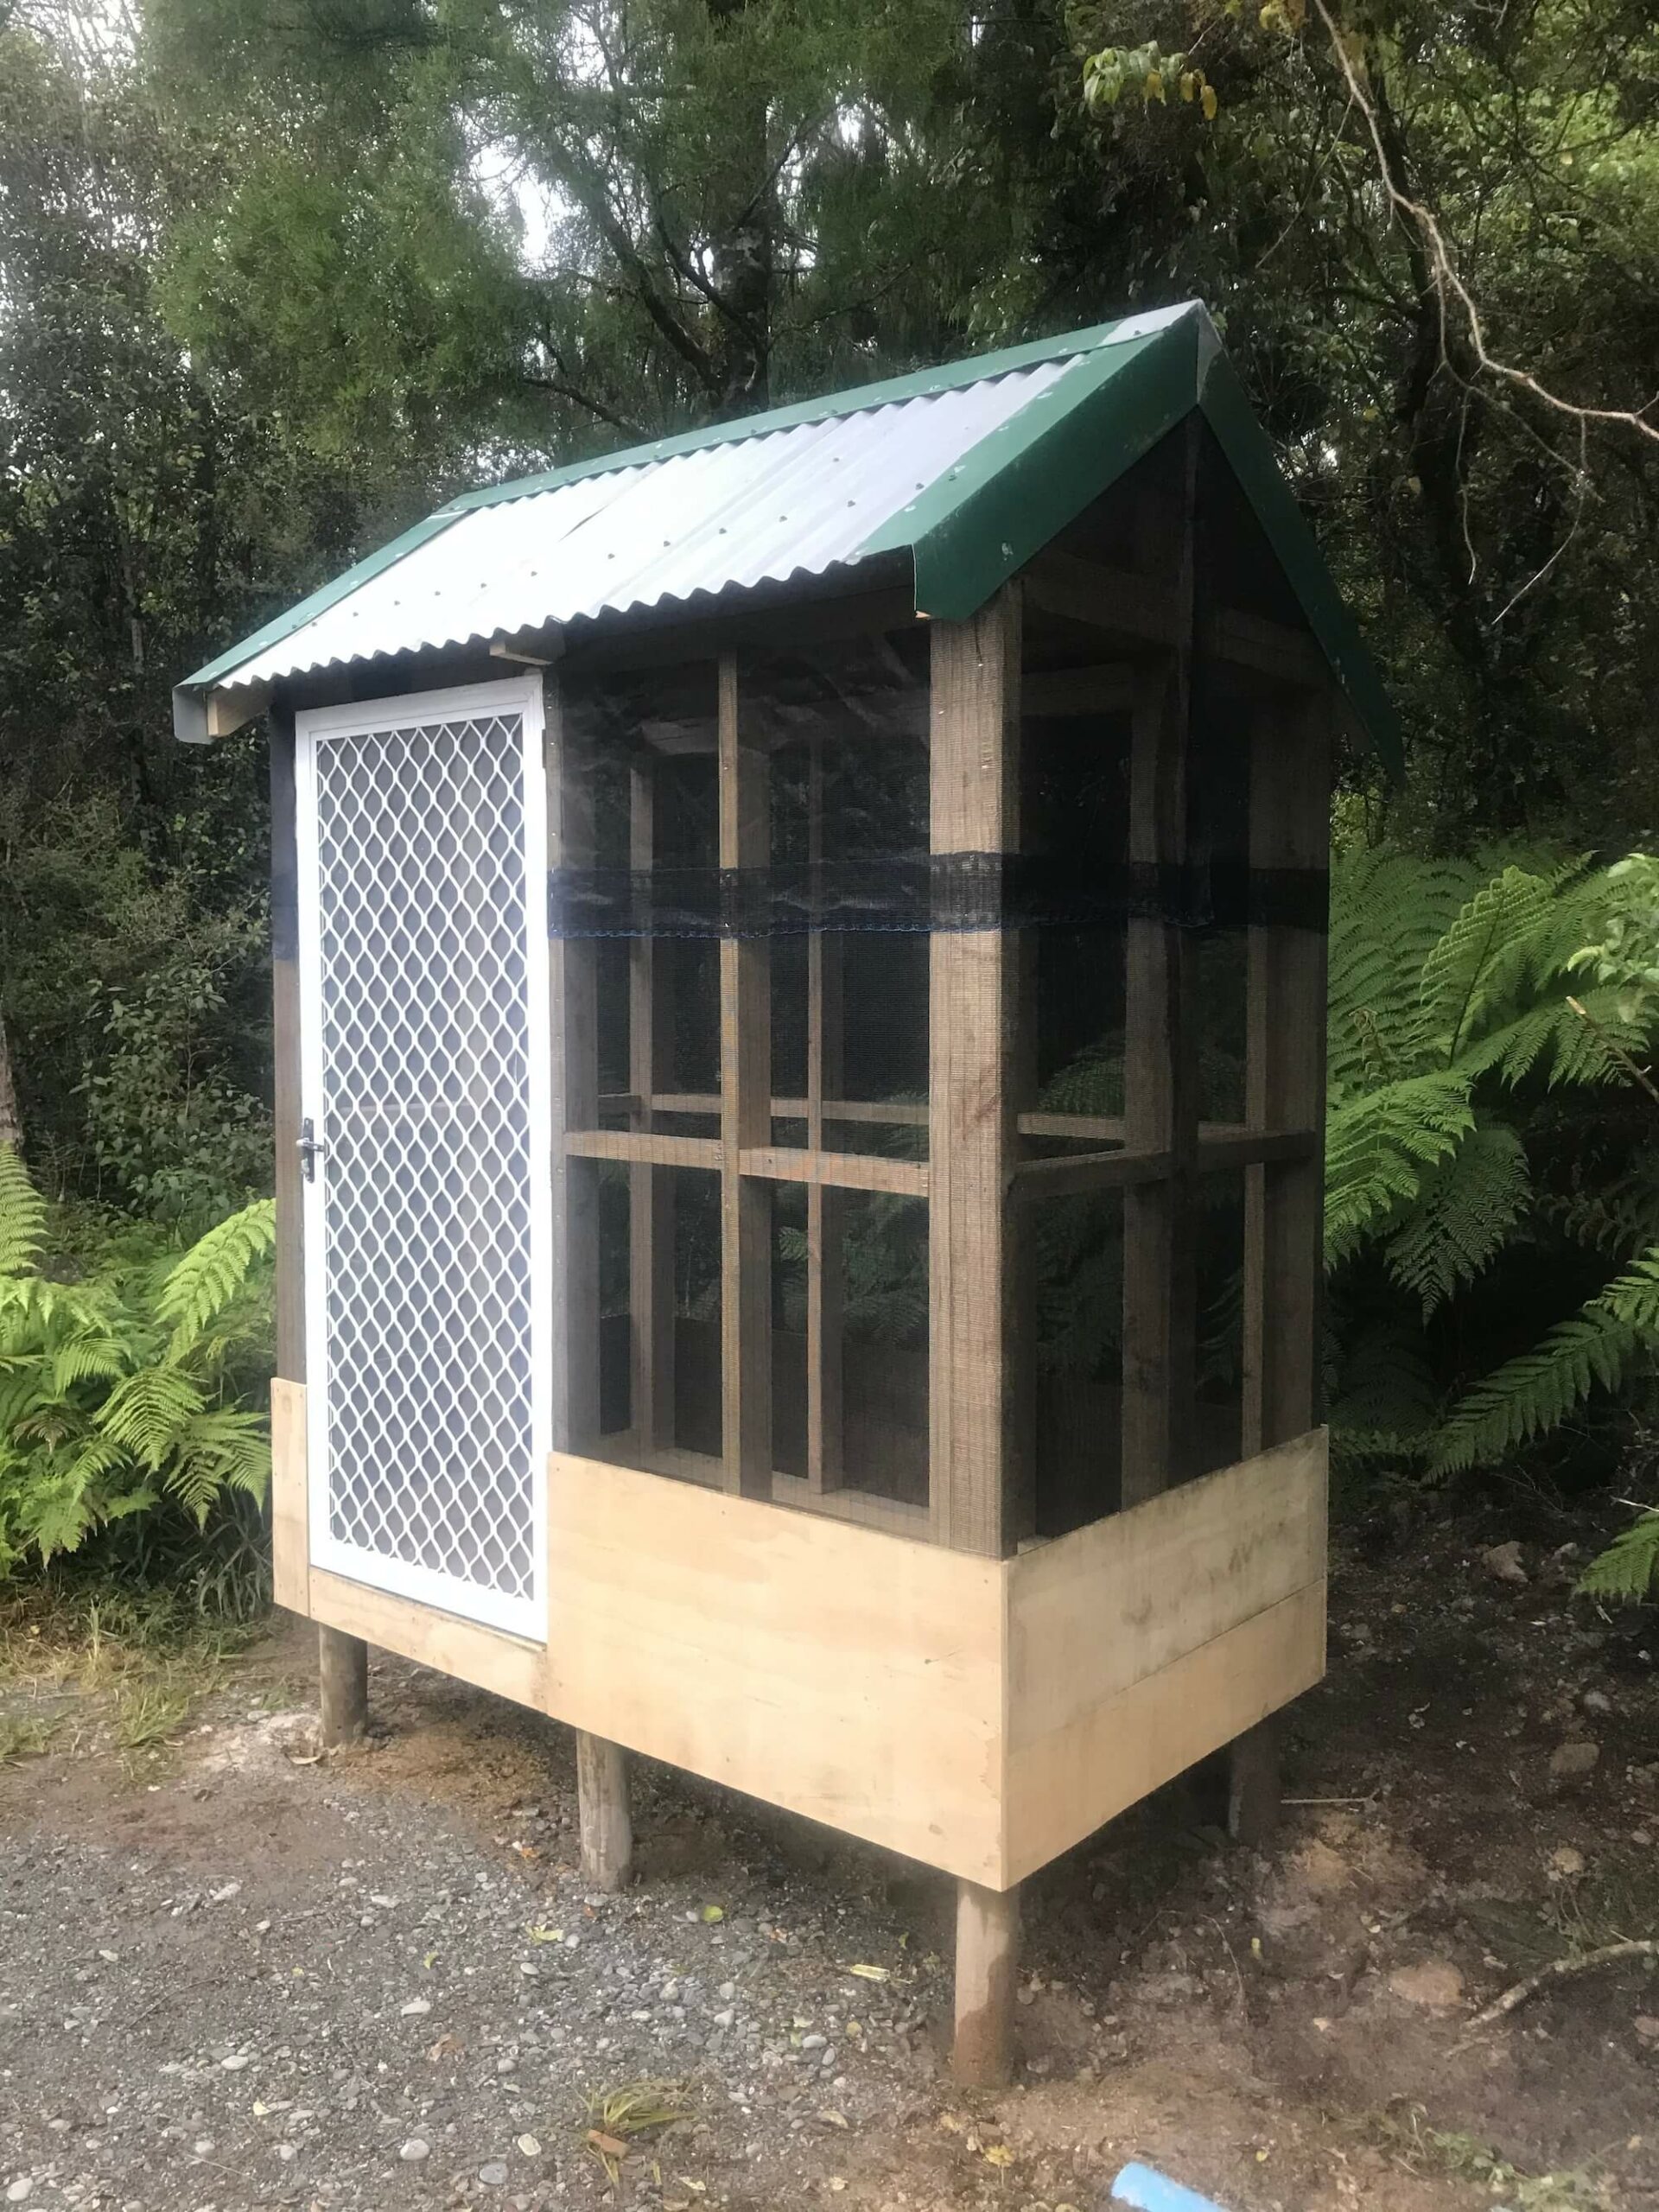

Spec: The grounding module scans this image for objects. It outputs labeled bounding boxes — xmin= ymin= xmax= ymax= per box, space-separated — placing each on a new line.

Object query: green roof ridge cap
xmin=443 ymin=303 xmax=1205 ymax=515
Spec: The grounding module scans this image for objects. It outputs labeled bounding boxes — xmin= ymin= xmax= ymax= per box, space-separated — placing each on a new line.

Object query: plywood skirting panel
xmin=543 ymin=1452 xmax=1007 ymax=1884
xmin=1002 ymin=1581 xmax=1326 ymax=1884
xmin=270 ymin=1385 xmax=1325 ymax=1887
xmin=270 ymin=1376 xmax=310 ymax=1616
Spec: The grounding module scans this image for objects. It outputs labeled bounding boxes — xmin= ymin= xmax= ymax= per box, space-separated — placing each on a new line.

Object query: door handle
xmin=297 ymin=1117 xmax=326 ymax=1182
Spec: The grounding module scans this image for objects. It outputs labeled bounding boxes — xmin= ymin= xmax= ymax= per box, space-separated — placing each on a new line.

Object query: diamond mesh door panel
xmin=302 ymin=702 xmax=546 ymax=1637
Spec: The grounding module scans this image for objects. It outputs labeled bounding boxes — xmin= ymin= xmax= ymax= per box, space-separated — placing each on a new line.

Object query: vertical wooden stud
xmin=806 ymin=734 xmax=845 ymax=1493
xmin=718 ymin=653 xmax=772 ymax=1496
xmin=629 ymin=759 xmax=676 ymax=1452
xmin=576 ymin=1730 xmax=634 ymax=1891
xmin=1241 ymin=692 xmax=1332 ymax=1458
xmin=318 ymin=1623 xmax=369 ymax=1747
xmin=547 ymin=674 xmax=601 ymax=1455
xmin=1120 ymin=424 xmax=1200 ymax=1509
xmin=953 ymin=1878 xmax=1021 ymax=2088
xmin=929 ymin=587 xmax=1028 ymax=1556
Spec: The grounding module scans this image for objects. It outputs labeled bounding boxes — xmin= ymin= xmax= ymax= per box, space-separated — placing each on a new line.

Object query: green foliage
xmin=1325 ymin=844 xmax=1659 ymax=1502
xmin=0 ymin=1147 xmax=273 ymax=1581
xmin=1576 ymin=1507 xmax=1659 ymax=1603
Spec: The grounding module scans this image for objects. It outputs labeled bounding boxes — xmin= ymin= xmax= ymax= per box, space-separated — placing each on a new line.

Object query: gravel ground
xmin=3 ymin=1528 xmax=1658 ymax=2212
xmin=0 ymin=1654 xmax=956 ymax=2211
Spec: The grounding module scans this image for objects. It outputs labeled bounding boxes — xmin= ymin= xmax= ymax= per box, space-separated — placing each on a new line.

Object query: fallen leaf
xmin=846 ymin=1962 xmax=889 ymax=1981
xmin=510 ymin=1840 xmax=540 ymax=1862
xmin=426 ymin=2034 xmax=463 ymax=2062
xmin=984 ymin=2145 xmax=1014 ymax=2168
xmin=525 ymin=1923 xmax=564 ymax=1944
xmin=700 ymin=1904 xmax=725 ymax=1923
xmin=588 ymin=2131 xmax=630 ymax=2160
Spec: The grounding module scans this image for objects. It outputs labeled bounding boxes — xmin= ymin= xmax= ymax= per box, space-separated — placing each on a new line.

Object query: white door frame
xmin=295 ymin=677 xmax=550 ymax=1641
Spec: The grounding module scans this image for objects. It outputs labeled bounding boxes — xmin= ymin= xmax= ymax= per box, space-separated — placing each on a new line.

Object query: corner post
xmin=272 ymin=701 xmax=372 ymax=1738
xmin=928 ymin=583 xmax=1029 ymax=1556
xmin=953 ymin=1878 xmax=1020 ymax=2088
xmin=576 ymin=1731 xmax=633 ymax=1891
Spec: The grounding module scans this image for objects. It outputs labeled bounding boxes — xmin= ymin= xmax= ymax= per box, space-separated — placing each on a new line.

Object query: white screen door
xmin=296 ymin=680 xmax=550 ymax=1639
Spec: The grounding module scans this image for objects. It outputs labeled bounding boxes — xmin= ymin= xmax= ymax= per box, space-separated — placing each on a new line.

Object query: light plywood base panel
xmin=270 ymin=1380 xmax=1325 ymax=1887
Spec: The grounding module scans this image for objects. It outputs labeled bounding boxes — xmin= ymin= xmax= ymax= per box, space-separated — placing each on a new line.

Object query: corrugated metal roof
xmin=174 ymin=302 xmax=1401 ymax=772
xmin=222 ymin=358 xmax=1077 ymax=689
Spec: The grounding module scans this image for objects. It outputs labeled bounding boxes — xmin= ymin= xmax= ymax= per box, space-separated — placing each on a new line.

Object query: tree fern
xmin=1323 ymin=1070 xmax=1474 ymax=1263
xmin=1384 ymin=1120 xmax=1530 ymax=1317
xmin=0 ymin=1146 xmax=46 ymax=1275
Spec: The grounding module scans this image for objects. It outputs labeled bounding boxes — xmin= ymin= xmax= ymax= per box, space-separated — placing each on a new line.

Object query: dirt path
xmin=1 ymin=1524 xmax=1656 ymax=2212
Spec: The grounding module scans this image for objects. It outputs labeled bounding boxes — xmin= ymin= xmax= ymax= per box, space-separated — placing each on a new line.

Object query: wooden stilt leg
xmin=1227 ymin=1719 xmax=1281 ymax=1846
xmin=318 ymin=1625 xmax=368 ymax=1747
xmin=953 ymin=1878 xmax=1020 ymax=2088
xmin=576 ymin=1731 xmax=633 ymax=1892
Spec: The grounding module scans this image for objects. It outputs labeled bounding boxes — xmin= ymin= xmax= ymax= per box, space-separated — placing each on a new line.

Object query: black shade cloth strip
xmin=547 ymin=855 xmax=1326 ymax=938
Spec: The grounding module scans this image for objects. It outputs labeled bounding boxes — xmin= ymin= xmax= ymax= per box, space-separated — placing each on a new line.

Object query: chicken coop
xmin=175 ymin=302 xmax=1396 ymax=2084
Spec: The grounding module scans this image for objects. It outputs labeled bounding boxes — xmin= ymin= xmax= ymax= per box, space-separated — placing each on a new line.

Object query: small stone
xmin=1549 ymin=1845 xmax=1586 ymax=1877
xmin=369 ymin=1893 xmax=399 ymax=1909
xmin=274 ymin=2144 xmax=296 ymax=2162
xmin=399 ymin=2139 xmax=430 ymax=2163
xmin=1480 ymin=1541 xmax=1529 ymax=1586
xmin=711 ymin=2007 xmax=735 ymax=2029
xmin=479 ymin=2160 xmax=510 ymax=2186
xmin=718 ymin=1981 xmax=736 ymax=2002
xmin=400 ymin=1997 xmax=432 ymax=2017
xmin=516 ymin=2136 xmax=542 ymax=2158
xmin=1550 ymin=1740 xmax=1600 ymax=1780
xmin=8 ymin=2181 xmax=34 ymax=2204
xmin=1389 ymin=1961 xmax=1465 ymax=2010
xmin=1635 ymin=2017 xmax=1659 ymax=2044
xmin=801 ymin=2033 xmax=826 ymax=2050
xmin=219 ymin=2054 xmax=251 ymax=2071
xmin=1581 ymin=1689 xmax=1613 ymax=1716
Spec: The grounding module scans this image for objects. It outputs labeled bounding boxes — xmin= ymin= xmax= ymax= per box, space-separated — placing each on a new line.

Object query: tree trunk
xmin=0 ymin=1008 xmax=21 ymax=1150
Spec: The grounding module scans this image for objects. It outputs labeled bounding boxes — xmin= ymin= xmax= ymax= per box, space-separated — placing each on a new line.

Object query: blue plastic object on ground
xmin=1112 ymin=2161 xmax=1232 ymax=2212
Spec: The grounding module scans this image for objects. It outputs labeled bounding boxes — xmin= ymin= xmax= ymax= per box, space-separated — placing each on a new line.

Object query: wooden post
xmin=929 ymin=586 xmax=1029 ymax=1555
xmin=1120 ymin=427 xmax=1200 ymax=1506
xmin=318 ymin=1623 xmax=369 ymax=1746
xmin=576 ymin=1730 xmax=633 ymax=1891
xmin=274 ymin=704 xmax=372 ymax=1740
xmin=953 ymin=1878 xmax=1020 ymax=2088
xmin=1227 ymin=1717 xmax=1281 ymax=1846
xmin=546 ymin=675 xmax=601 ymax=1455
xmin=1241 ymin=693 xmax=1332 ymax=1457
xmin=717 ymin=652 xmax=772 ymax=1497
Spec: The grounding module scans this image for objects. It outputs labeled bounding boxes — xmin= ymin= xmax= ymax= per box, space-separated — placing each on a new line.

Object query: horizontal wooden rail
xmin=1014 ymin=1149 xmax=1173 ymax=1199
xmin=1195 ymin=1128 xmax=1319 ymax=1173
xmin=606 ymin=1091 xmax=929 ymax=1130
xmin=566 ymin=1128 xmax=721 ymax=1170
xmin=740 ymin=1147 xmax=929 ymax=1198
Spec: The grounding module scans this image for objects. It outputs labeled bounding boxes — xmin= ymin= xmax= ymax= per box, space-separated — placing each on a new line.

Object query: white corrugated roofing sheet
xmin=226 ymin=359 xmax=1079 ymax=688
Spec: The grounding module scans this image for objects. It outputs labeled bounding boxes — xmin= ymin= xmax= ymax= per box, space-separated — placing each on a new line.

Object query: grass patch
xmin=0 ymin=1579 xmax=263 ymax=1764
xmin=1362 ymin=2105 xmax=1605 ymax=2211
xmin=582 ymin=2080 xmax=693 ymax=2183
xmin=0 ymin=1713 xmax=60 ymax=1766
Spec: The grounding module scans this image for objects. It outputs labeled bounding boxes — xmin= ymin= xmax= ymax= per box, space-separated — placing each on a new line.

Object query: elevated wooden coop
xmin=175 ymin=302 xmax=1396 ymax=2085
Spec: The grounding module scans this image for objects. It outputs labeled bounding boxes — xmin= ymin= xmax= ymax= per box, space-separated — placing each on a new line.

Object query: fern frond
xmin=1419 ymin=864 xmax=1566 ymax=1065
xmin=1430 ymin=1307 xmax=1638 ymax=1475
xmin=0 ymin=1147 xmax=48 ymax=1276
xmin=48 ymin=1338 xmax=130 ymax=1394
xmin=1575 ymin=1510 xmax=1659 ymax=1603
xmin=1384 ymin=1121 xmax=1530 ymax=1316
xmin=156 ymin=1199 xmax=276 ymax=1359
xmin=1326 ymin=850 xmax=1483 ymax=1093
xmin=1324 ymin=1071 xmax=1475 ymax=1266
xmin=93 ymin=1367 xmax=207 ymax=1471
xmin=1597 ymin=1249 xmax=1659 ymax=1336
xmin=164 ymin=1408 xmax=271 ymax=1520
